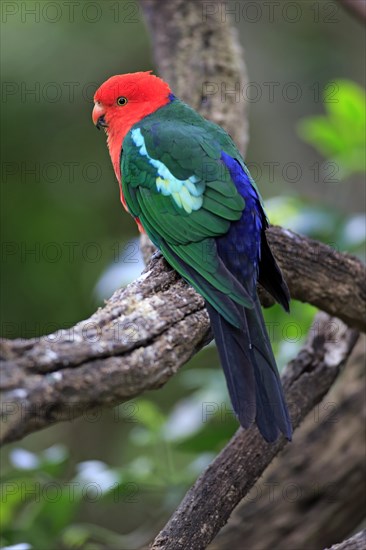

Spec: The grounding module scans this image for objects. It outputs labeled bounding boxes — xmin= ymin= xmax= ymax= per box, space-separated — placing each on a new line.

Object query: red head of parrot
xmin=92 ymin=72 xmax=172 ymax=183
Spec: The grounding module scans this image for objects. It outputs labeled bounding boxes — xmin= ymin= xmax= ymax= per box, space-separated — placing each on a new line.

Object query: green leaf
xmin=326 ymin=80 xmax=365 ymax=125
xmin=298 ymin=116 xmax=344 ymax=156
xmin=298 ymin=80 xmax=366 ymax=178
xmin=0 ymin=477 xmax=28 ymax=529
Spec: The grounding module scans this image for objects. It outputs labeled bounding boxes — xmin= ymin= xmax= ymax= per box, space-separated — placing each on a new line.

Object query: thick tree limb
xmin=149 ymin=313 xmax=358 ymax=549
xmin=210 ymin=336 xmax=366 ymax=550
xmin=1 ymin=227 xmax=364 ymax=445
xmin=0 ymin=255 xmax=209 ymax=445
xmin=325 ymin=530 xmax=366 ymax=550
xmin=266 ymin=228 xmax=366 ymax=332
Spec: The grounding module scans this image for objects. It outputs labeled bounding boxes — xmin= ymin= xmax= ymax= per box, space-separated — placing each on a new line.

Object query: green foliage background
xmin=1 ymin=1 xmax=365 ymax=548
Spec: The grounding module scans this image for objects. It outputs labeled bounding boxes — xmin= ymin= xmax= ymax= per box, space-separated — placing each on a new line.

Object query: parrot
xmin=92 ymin=71 xmax=292 ymax=442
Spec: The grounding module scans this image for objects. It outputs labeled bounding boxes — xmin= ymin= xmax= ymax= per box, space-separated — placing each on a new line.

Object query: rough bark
xmin=210 ymin=336 xmax=366 ymax=550
xmin=149 ymin=313 xmax=358 ymax=550
xmin=1 ymin=228 xmax=364 ymax=445
xmin=0 ymin=254 xmax=209 ymax=445
xmin=325 ymin=530 xmax=366 ymax=550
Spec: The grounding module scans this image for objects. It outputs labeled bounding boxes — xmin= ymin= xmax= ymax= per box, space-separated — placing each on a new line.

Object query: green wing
xmin=121 ymin=113 xmax=253 ymax=327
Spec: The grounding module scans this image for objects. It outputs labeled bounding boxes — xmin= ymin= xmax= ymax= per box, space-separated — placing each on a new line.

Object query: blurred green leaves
xmin=1 ymin=446 xmax=147 ymax=550
xmin=298 ymin=80 xmax=366 ymax=178
xmin=1 ymin=445 xmax=74 ymax=549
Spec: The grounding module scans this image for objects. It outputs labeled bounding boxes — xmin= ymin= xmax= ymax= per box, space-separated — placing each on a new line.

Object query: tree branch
xmin=210 ymin=336 xmax=366 ymax=550
xmin=1 ymin=227 xmax=364 ymax=445
xmin=325 ymin=530 xmax=366 ymax=550
xmin=266 ymin=228 xmax=366 ymax=332
xmin=149 ymin=313 xmax=358 ymax=550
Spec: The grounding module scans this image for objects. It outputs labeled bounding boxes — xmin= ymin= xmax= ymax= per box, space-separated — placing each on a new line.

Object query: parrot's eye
xmin=117 ymin=96 xmax=128 ymax=106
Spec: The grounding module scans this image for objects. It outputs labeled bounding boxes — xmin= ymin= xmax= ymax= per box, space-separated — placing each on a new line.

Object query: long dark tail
xmin=206 ymin=297 xmax=292 ymax=442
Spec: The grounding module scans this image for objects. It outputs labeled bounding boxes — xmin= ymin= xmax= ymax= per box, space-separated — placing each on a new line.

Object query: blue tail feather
xmin=207 ymin=299 xmax=292 ymax=442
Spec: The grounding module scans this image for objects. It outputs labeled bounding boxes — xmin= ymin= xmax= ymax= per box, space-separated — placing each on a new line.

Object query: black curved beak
xmin=96 ymin=115 xmax=108 ymax=130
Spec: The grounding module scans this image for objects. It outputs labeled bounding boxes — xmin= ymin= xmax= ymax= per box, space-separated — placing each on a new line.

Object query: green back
xmin=121 ymin=99 xmax=257 ymax=326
